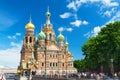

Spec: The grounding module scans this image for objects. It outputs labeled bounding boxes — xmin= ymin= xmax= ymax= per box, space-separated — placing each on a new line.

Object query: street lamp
xmin=110 ymin=58 xmax=114 ymax=75
xmin=17 ymin=68 xmax=22 ymax=75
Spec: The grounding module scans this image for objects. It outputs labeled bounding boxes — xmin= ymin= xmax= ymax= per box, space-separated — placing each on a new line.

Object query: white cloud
xmin=70 ymin=19 xmax=88 ymax=27
xmin=84 ymin=31 xmax=91 ymax=38
xmin=8 ymin=36 xmax=12 ymax=39
xmin=66 ymin=28 xmax=73 ymax=32
xmin=58 ymin=27 xmax=64 ymax=32
xmin=11 ymin=42 xmax=21 ymax=47
xmin=85 ymin=10 xmax=120 ymax=38
xmin=70 ymin=20 xmax=82 ymax=27
xmin=102 ymin=0 xmax=119 ymax=7
xmin=16 ymin=33 xmax=21 ymax=36
xmin=58 ymin=27 xmax=73 ymax=32
xmin=83 ymin=20 xmax=89 ymax=25
xmin=67 ymin=0 xmax=119 ymax=12
xmin=93 ymin=26 xmax=101 ymax=36
xmin=0 ymin=42 xmax=22 ymax=67
xmin=106 ymin=11 xmax=120 ymax=24
xmin=0 ymin=11 xmax=17 ymax=31
xmin=84 ymin=26 xmax=101 ymax=38
xmin=7 ymin=32 xmax=21 ymax=39
xmin=60 ymin=12 xmax=72 ymax=19
xmin=104 ymin=8 xmax=115 ymax=17
xmin=67 ymin=1 xmax=77 ymax=11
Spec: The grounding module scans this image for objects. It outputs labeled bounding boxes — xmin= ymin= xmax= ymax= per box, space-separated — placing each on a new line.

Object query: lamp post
xmin=44 ymin=46 xmax=47 ymax=78
xmin=110 ymin=58 xmax=114 ymax=75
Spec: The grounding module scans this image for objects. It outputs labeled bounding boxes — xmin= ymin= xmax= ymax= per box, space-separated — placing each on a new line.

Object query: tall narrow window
xmin=50 ymin=63 xmax=52 ymax=67
xmin=53 ymin=63 xmax=54 ymax=67
xmin=30 ymin=37 xmax=32 ymax=43
xmin=56 ymin=63 xmax=57 ymax=66
xmin=49 ymin=34 xmax=52 ymax=40
xmin=25 ymin=37 xmax=28 ymax=43
xmin=42 ymin=63 xmax=44 ymax=67
xmin=50 ymin=54 xmax=52 ymax=58
xmin=62 ymin=63 xmax=64 ymax=67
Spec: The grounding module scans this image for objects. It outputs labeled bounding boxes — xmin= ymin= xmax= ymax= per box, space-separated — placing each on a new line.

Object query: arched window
xmin=49 ymin=34 xmax=52 ymax=40
xmin=56 ymin=63 xmax=57 ymax=66
xmin=62 ymin=63 xmax=64 ymax=67
xmin=30 ymin=37 xmax=32 ymax=43
xmin=42 ymin=63 xmax=44 ymax=67
xmin=53 ymin=63 xmax=54 ymax=67
xmin=50 ymin=54 xmax=52 ymax=58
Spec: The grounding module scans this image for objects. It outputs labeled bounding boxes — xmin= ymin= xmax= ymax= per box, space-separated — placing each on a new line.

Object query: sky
xmin=0 ymin=0 xmax=120 ymax=68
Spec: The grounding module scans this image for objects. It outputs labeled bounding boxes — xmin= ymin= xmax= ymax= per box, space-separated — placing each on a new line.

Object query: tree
xmin=82 ymin=21 xmax=120 ymax=72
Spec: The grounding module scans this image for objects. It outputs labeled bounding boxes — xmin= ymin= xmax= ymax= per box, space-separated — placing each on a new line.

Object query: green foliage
xmin=81 ymin=21 xmax=120 ymax=72
xmin=74 ymin=59 xmax=87 ymax=72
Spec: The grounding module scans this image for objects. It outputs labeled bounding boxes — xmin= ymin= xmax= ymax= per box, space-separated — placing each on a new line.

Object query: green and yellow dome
xmin=46 ymin=11 xmax=51 ymax=16
xmin=57 ymin=33 xmax=64 ymax=41
xmin=38 ymin=31 xmax=46 ymax=40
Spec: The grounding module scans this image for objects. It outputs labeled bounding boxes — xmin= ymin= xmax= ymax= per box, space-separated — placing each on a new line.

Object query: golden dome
xmin=25 ymin=16 xmax=35 ymax=29
xmin=65 ymin=37 xmax=69 ymax=47
xmin=65 ymin=42 xmax=69 ymax=47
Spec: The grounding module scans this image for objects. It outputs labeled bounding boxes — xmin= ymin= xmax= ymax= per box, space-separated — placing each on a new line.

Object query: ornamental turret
xmin=42 ymin=7 xmax=55 ymax=45
xmin=24 ymin=16 xmax=35 ymax=46
xmin=65 ymin=37 xmax=69 ymax=52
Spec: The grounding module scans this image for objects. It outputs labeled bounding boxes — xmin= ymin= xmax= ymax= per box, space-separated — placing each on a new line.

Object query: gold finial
xmin=29 ymin=14 xmax=32 ymax=23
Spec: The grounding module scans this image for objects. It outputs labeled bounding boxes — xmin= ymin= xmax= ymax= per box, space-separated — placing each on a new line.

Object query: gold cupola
xmin=65 ymin=37 xmax=69 ymax=47
xmin=25 ymin=16 xmax=35 ymax=29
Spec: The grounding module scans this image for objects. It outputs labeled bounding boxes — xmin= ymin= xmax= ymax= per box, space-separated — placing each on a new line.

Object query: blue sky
xmin=0 ymin=0 xmax=120 ymax=68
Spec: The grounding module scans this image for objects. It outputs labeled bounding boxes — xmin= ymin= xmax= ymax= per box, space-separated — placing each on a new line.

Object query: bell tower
xmin=20 ymin=16 xmax=36 ymax=69
xmin=42 ymin=7 xmax=56 ymax=45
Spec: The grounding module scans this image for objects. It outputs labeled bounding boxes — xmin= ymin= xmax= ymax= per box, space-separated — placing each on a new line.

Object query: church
xmin=18 ymin=7 xmax=77 ymax=76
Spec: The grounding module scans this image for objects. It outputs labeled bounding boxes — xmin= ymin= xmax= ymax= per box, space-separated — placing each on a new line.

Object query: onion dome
xmin=57 ymin=32 xmax=64 ymax=41
xmin=65 ymin=41 xmax=69 ymax=47
xmin=46 ymin=6 xmax=51 ymax=17
xmin=25 ymin=16 xmax=35 ymax=29
xmin=38 ymin=31 xmax=46 ymax=40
